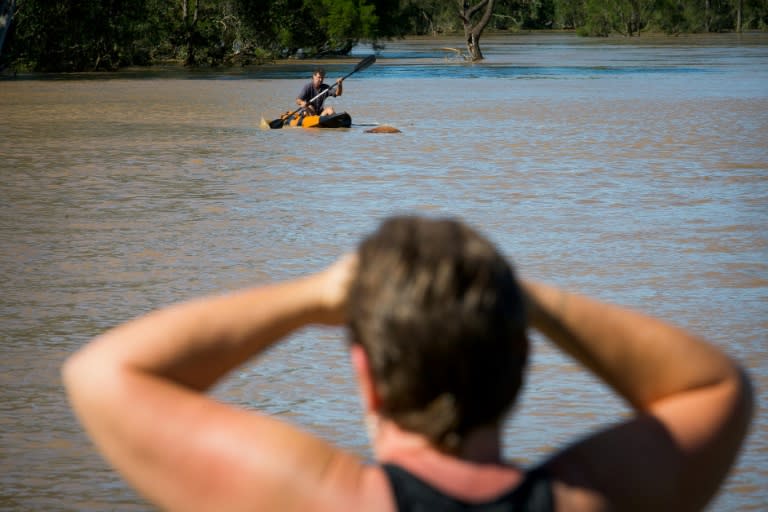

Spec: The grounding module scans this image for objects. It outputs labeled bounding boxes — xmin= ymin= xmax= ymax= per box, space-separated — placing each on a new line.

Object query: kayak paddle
xmin=268 ymin=54 xmax=376 ymax=130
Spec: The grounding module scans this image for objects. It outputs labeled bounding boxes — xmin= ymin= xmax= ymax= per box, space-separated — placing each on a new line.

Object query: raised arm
xmin=62 ymin=256 xmax=368 ymax=512
xmin=524 ymin=281 xmax=753 ymax=512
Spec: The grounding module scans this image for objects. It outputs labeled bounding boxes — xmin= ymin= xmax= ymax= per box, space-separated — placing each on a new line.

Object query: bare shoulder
xmin=545 ymin=413 xmax=693 ymax=512
xmin=299 ymin=457 xmax=394 ymax=512
xmin=338 ymin=464 xmax=397 ymax=512
xmin=175 ymin=404 xmax=396 ymax=512
xmin=173 ymin=402 xmax=397 ymax=512
xmin=65 ymin=364 xmax=394 ymax=512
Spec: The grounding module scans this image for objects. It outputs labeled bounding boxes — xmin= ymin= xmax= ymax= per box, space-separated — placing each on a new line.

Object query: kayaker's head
xmin=346 ymin=215 xmax=529 ymax=454
xmin=312 ymin=68 xmax=326 ymax=87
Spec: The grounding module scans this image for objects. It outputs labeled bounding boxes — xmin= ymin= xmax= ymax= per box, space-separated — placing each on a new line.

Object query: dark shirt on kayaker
xmin=297 ymin=82 xmax=337 ymax=114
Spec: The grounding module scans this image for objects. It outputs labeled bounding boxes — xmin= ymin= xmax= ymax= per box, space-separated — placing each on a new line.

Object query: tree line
xmin=1 ymin=0 xmax=766 ymax=72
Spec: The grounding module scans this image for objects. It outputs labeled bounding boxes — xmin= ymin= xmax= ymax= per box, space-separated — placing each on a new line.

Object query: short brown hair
xmin=348 ymin=216 xmax=528 ymax=452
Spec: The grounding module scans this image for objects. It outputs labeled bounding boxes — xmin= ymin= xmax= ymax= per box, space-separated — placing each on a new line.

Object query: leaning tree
xmin=459 ymin=0 xmax=495 ymax=61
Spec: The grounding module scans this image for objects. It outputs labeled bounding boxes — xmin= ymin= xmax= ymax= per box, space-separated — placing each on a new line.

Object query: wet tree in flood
xmin=459 ymin=0 xmax=495 ymax=61
xmin=180 ymin=0 xmax=199 ymax=65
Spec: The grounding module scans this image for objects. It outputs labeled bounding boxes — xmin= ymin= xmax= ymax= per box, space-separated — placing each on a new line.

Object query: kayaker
xmin=63 ymin=215 xmax=753 ymax=512
xmin=296 ymin=67 xmax=343 ymax=116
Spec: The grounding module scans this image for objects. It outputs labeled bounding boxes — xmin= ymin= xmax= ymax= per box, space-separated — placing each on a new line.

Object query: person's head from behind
xmin=348 ymin=216 xmax=528 ymax=454
xmin=312 ymin=67 xmax=326 ymax=86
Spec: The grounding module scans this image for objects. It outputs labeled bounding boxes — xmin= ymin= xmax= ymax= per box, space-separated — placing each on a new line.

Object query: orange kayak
xmin=280 ymin=111 xmax=352 ymax=129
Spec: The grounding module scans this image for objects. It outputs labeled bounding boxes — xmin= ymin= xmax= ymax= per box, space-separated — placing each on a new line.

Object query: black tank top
xmin=382 ymin=464 xmax=554 ymax=512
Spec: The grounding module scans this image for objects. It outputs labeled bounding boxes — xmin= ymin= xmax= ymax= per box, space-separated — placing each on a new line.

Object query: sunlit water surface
xmin=1 ymin=33 xmax=767 ymax=510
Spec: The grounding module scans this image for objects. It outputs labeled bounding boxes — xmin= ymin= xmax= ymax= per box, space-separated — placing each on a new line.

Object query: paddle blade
xmin=268 ymin=117 xmax=285 ymax=129
xmin=354 ymin=54 xmax=376 ymax=73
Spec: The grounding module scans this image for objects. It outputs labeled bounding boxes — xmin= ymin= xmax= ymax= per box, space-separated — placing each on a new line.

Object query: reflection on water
xmin=1 ymin=33 xmax=767 ymax=511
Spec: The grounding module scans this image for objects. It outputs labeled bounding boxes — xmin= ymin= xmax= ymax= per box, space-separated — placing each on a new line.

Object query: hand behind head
xmin=316 ymin=253 xmax=358 ymax=325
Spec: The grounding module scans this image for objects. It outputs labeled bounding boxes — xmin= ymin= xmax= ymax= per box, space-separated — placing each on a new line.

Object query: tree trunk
xmin=0 ymin=0 xmax=15 ymax=58
xmin=705 ymin=0 xmax=711 ymax=32
xmin=458 ymin=0 xmax=495 ymax=62
xmin=182 ymin=0 xmax=199 ymax=66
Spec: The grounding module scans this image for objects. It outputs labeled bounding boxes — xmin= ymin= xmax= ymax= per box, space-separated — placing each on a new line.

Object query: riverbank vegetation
xmin=1 ymin=0 xmax=766 ymax=71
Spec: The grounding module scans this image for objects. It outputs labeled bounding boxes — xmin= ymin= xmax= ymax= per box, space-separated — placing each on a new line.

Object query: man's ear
xmin=350 ymin=344 xmax=381 ymax=413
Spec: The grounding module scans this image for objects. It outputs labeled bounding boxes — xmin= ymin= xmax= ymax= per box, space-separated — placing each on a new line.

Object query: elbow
xmin=732 ymin=366 xmax=755 ymax=436
xmin=716 ymin=360 xmax=755 ymax=430
xmin=709 ymin=363 xmax=755 ymax=445
xmin=61 ymin=343 xmax=122 ymax=408
xmin=708 ymin=365 xmax=756 ymax=470
xmin=62 ymin=349 xmax=101 ymax=408
xmin=62 ymin=350 xmax=91 ymax=419
xmin=62 ymin=346 xmax=135 ymax=440
xmin=62 ymin=350 xmax=85 ymax=396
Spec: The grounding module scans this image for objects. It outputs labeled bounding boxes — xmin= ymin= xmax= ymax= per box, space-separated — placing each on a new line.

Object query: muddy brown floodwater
xmin=1 ymin=32 xmax=766 ymax=510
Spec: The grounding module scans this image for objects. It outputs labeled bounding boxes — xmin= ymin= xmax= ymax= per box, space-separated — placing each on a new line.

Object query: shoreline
xmin=2 ymin=30 xmax=767 ymax=79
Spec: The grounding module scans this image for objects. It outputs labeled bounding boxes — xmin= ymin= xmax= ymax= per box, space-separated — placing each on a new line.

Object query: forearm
xmin=523 ymin=281 xmax=740 ymax=410
xmin=61 ymin=257 xmax=357 ymax=512
xmin=528 ymin=280 xmax=754 ymax=510
xmin=65 ymin=273 xmax=336 ymax=393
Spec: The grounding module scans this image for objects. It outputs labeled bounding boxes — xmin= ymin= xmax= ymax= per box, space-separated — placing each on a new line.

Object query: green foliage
xmin=743 ymin=0 xmax=768 ymax=29
xmin=398 ymin=0 xmax=462 ymax=35
xmin=574 ymin=0 xmax=663 ymax=35
xmin=308 ymin=0 xmax=379 ymax=54
xmin=554 ymin=0 xmax=587 ymax=28
xmin=368 ymin=0 xmax=407 ymax=37
xmin=6 ymin=0 xmax=154 ymax=71
xmin=2 ymin=0 xmax=766 ymax=71
xmin=577 ymin=0 xmax=612 ymax=35
xmin=271 ymin=0 xmax=325 ymax=55
xmin=517 ymin=0 xmax=557 ymax=29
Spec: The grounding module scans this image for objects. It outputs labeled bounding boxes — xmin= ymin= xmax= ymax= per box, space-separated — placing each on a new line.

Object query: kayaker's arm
xmin=335 ymin=78 xmax=343 ymax=96
xmin=524 ymin=281 xmax=753 ymax=512
xmin=296 ymin=97 xmax=313 ymax=113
